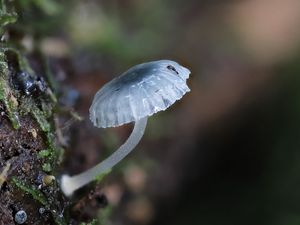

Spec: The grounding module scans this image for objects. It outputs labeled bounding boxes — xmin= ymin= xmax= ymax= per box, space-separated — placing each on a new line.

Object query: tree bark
xmin=0 ymin=1 xmax=69 ymax=224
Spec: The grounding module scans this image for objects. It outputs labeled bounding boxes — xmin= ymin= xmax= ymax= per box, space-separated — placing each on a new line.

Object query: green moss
xmin=39 ymin=148 xmax=57 ymax=173
xmin=46 ymin=133 xmax=63 ymax=163
xmin=42 ymin=163 xmax=52 ymax=172
xmin=0 ymin=49 xmax=44 ymax=130
xmin=0 ymin=11 xmax=17 ymax=26
xmin=0 ymin=50 xmax=20 ymax=129
xmin=11 ymin=177 xmax=48 ymax=206
xmin=0 ymin=48 xmax=57 ymax=131
xmin=0 ymin=77 xmax=20 ymax=129
xmin=0 ymin=48 xmax=63 ymax=171
xmin=9 ymin=48 xmax=35 ymax=74
xmin=38 ymin=149 xmax=52 ymax=158
xmin=0 ymin=0 xmax=17 ymax=31
xmin=0 ymin=78 xmax=4 ymax=99
xmin=12 ymin=177 xmax=67 ymax=225
xmin=0 ymin=48 xmax=64 ymax=194
xmin=38 ymin=135 xmax=64 ymax=174
xmin=19 ymin=97 xmax=53 ymax=132
xmin=80 ymin=219 xmax=98 ymax=225
xmin=31 ymin=105 xmax=51 ymax=132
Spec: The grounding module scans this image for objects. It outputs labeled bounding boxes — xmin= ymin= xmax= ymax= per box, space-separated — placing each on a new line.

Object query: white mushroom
xmin=61 ymin=60 xmax=191 ymax=196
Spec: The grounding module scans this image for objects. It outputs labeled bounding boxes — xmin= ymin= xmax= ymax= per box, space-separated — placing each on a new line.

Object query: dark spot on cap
xmin=167 ymin=65 xmax=179 ymax=75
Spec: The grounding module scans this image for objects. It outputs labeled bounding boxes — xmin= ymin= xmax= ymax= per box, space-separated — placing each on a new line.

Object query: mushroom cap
xmin=89 ymin=60 xmax=191 ymax=128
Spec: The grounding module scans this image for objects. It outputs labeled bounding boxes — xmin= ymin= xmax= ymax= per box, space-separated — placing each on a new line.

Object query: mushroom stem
xmin=60 ymin=117 xmax=148 ymax=196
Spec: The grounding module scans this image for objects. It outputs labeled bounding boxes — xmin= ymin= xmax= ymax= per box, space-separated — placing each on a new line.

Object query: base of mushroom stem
xmin=60 ymin=175 xmax=77 ymax=197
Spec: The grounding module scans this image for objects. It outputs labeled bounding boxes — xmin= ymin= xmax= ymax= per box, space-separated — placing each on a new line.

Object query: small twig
xmin=0 ymin=160 xmax=11 ymax=187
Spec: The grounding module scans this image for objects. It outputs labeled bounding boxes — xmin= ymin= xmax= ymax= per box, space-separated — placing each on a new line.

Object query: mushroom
xmin=60 ymin=60 xmax=191 ymax=196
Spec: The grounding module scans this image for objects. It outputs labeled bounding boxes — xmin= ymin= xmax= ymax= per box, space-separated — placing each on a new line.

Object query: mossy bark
xmin=0 ymin=2 xmax=69 ymax=224
xmin=0 ymin=48 xmax=68 ymax=225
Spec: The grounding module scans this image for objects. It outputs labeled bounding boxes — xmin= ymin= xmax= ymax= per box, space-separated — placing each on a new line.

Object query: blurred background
xmin=17 ymin=0 xmax=300 ymax=224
